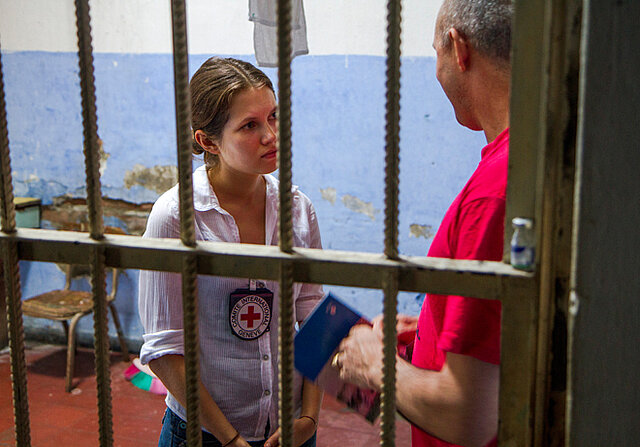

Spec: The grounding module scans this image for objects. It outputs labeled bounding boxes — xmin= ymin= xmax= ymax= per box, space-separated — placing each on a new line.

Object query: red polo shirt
xmin=411 ymin=128 xmax=509 ymax=447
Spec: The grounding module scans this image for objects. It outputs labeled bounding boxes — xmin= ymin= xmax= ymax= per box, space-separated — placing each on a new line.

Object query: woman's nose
xmin=262 ymin=123 xmax=277 ymax=145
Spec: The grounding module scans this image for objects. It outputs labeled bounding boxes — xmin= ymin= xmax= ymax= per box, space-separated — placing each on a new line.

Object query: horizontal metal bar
xmin=3 ymin=228 xmax=536 ymax=300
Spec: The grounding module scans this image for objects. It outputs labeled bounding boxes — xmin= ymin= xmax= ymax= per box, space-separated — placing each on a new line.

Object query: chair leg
xmin=109 ymin=303 xmax=130 ymax=362
xmin=65 ymin=313 xmax=83 ymax=393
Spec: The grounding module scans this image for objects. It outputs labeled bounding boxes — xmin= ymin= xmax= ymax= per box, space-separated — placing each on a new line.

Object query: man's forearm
xmin=395 ymin=353 xmax=499 ymax=447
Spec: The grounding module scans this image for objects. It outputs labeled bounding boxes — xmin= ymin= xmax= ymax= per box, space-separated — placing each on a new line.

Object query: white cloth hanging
xmin=249 ymin=0 xmax=309 ymax=67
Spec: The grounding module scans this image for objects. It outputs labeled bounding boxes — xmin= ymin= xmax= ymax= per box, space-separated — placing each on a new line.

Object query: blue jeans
xmin=158 ymin=407 xmax=317 ymax=447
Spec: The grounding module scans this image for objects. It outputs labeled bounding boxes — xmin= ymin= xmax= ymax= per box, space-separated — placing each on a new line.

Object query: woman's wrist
xmin=297 ymin=415 xmax=318 ymax=431
xmin=222 ymin=430 xmax=240 ymax=447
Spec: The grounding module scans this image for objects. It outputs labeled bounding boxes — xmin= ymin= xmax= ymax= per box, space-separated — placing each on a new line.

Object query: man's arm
xmin=396 ymin=351 xmax=498 ymax=447
xmin=338 ymin=325 xmax=498 ymax=447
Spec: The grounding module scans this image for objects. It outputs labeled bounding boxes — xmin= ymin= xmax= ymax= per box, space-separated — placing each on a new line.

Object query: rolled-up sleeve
xmin=137 ymin=194 xmax=186 ymax=364
xmin=295 ymin=197 xmax=324 ymax=323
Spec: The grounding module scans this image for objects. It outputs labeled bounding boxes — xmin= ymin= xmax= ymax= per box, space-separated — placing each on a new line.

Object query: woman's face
xmin=213 ymin=86 xmax=278 ymax=178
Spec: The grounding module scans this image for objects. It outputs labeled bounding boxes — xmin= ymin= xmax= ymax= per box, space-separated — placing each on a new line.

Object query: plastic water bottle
xmin=510 ymin=217 xmax=535 ymax=271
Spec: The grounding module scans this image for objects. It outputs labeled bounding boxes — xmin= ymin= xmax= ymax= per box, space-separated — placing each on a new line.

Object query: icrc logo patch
xmin=229 ymin=292 xmax=272 ymax=340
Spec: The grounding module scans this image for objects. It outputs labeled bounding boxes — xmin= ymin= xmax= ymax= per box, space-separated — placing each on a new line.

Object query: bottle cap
xmin=512 ymin=217 xmax=533 ymax=229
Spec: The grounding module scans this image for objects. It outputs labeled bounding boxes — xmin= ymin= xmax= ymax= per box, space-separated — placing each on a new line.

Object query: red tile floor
xmin=1 ymin=343 xmax=411 ymax=446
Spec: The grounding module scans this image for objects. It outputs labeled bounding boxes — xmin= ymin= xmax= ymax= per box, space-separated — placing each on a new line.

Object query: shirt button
xmin=263 ymin=355 xmax=269 ymax=361
xmin=264 ymin=390 xmax=271 ymax=396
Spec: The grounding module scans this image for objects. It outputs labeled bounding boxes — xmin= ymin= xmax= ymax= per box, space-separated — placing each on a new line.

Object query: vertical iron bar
xmin=170 ymin=1 xmax=201 ymax=447
xmin=381 ymin=0 xmax=402 ymax=446
xmin=381 ymin=270 xmax=398 ymax=447
xmin=0 ymin=44 xmax=31 ymax=447
xmin=74 ymin=2 xmax=113 ymax=446
xmin=277 ymin=0 xmax=294 ymax=255
xmin=277 ymin=1 xmax=294 ymax=447
xmin=383 ymin=0 xmax=401 ymax=262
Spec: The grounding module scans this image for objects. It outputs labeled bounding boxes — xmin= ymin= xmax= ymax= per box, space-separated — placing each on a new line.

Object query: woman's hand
xmin=230 ymin=436 xmax=251 ymax=447
xmin=222 ymin=432 xmax=250 ymax=447
xmin=263 ymin=416 xmax=317 ymax=447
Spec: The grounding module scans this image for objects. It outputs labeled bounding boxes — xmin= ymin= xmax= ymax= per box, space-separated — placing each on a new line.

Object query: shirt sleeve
xmin=294 ymin=198 xmax=324 ymax=323
xmin=138 ymin=197 xmax=186 ymax=364
xmin=437 ymin=197 xmax=504 ymax=365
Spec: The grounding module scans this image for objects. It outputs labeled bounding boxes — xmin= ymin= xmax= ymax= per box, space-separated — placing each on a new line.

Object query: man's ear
xmin=449 ymin=28 xmax=470 ymax=72
xmin=194 ymin=130 xmax=220 ymax=155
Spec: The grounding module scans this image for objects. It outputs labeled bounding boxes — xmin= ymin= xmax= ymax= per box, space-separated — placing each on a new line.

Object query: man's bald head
xmin=436 ymin=0 xmax=513 ymax=64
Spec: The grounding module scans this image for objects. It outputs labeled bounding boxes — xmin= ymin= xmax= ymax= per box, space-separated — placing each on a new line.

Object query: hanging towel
xmin=249 ymin=0 xmax=309 ymax=67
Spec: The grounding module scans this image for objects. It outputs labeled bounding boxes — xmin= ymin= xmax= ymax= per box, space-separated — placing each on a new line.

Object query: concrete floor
xmin=0 ymin=343 xmax=411 ymax=446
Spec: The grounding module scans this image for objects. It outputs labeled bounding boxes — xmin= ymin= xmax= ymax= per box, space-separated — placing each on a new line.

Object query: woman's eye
xmin=242 ymin=121 xmax=257 ymax=130
xmin=269 ymin=112 xmax=278 ymax=121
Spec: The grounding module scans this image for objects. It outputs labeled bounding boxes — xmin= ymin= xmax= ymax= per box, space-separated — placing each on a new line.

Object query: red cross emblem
xmin=229 ymin=293 xmax=271 ymax=340
xmin=240 ymin=305 xmax=262 ymax=329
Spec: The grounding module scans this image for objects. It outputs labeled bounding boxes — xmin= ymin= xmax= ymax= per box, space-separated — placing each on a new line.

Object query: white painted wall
xmin=0 ymin=0 xmax=439 ymax=56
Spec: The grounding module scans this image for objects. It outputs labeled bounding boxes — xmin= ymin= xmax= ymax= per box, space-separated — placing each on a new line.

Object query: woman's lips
xmin=262 ymin=149 xmax=277 ymax=159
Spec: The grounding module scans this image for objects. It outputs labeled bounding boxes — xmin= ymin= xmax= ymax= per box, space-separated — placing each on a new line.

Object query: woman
xmin=138 ymin=57 xmax=323 ymax=447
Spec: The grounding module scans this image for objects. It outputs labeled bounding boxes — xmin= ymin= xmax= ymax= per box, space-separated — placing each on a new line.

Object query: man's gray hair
xmin=438 ymin=0 xmax=513 ymax=62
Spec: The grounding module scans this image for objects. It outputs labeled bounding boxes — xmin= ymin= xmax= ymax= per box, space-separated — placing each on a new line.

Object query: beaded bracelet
xmin=222 ymin=431 xmax=240 ymax=447
xmin=298 ymin=415 xmax=318 ymax=430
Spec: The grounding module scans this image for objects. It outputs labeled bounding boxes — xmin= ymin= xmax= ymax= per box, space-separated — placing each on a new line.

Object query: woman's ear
xmin=194 ymin=130 xmax=220 ymax=155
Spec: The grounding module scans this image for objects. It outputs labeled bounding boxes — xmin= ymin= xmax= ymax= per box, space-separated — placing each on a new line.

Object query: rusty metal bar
xmin=7 ymin=228 xmax=535 ymax=299
xmin=0 ymin=38 xmax=31 ymax=447
xmin=169 ymin=0 xmax=201 ymax=446
xmin=74 ymin=0 xmax=113 ymax=445
xmin=276 ymin=0 xmax=295 ymax=445
xmin=380 ymin=0 xmax=402 ymax=445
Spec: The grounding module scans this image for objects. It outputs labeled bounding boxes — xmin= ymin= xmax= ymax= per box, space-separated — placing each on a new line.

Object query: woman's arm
xmin=264 ymin=378 xmax=323 ymax=447
xmin=149 ymin=354 xmax=251 ymax=447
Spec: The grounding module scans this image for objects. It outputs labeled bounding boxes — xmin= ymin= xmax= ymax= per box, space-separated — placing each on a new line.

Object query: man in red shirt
xmin=336 ymin=1 xmax=513 ymax=446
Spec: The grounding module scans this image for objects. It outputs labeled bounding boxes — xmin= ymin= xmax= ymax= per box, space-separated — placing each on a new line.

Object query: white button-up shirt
xmin=138 ymin=166 xmax=323 ymax=441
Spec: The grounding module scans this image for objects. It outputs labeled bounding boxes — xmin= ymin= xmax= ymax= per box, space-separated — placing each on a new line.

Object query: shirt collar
xmin=481 ymin=127 xmax=510 ymax=160
xmin=192 ymin=165 xmax=292 ymax=212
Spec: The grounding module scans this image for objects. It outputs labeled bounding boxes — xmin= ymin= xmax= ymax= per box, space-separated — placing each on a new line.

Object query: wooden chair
xmin=22 ymin=231 xmax=131 ymax=392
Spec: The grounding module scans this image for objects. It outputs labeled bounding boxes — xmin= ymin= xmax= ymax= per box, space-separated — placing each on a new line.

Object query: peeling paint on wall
xmin=43 ymin=196 xmax=152 ymax=235
xmin=98 ymin=141 xmax=110 ymax=176
xmin=320 ymin=187 xmax=337 ymax=204
xmin=409 ymin=223 xmax=434 ymax=239
xmin=342 ymin=194 xmax=379 ymax=220
xmin=123 ymin=164 xmax=178 ymax=194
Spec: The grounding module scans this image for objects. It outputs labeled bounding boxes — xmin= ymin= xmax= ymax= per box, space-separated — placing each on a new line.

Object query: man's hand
xmin=336 ymin=324 xmax=384 ymax=391
xmin=371 ymin=314 xmax=419 ymax=335
xmin=264 ymin=416 xmax=317 ymax=447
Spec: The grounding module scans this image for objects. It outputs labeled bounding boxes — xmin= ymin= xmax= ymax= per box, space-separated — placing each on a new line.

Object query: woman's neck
xmin=208 ymin=167 xmax=265 ymax=206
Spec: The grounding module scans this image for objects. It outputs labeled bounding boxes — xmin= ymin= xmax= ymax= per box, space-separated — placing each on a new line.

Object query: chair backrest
xmin=60 ymin=224 xmax=126 ymax=301
xmin=64 ymin=264 xmax=120 ymax=303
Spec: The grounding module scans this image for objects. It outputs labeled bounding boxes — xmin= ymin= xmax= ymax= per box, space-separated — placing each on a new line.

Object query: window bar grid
xmin=169 ymin=1 xmax=202 ymax=446
xmin=381 ymin=0 xmax=402 ymax=445
xmin=0 ymin=44 xmax=31 ymax=447
xmin=74 ymin=1 xmax=114 ymax=445
xmin=276 ymin=0 xmax=295 ymax=446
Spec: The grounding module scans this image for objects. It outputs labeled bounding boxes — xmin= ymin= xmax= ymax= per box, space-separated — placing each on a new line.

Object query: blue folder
xmin=294 ymin=293 xmax=364 ymax=381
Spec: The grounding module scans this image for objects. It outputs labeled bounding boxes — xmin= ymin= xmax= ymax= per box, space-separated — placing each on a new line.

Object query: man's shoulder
xmin=466 ymin=139 xmax=509 ymax=202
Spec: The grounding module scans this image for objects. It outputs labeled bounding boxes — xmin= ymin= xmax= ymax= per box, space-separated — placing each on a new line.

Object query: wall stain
xmin=320 ymin=187 xmax=337 ymax=204
xmin=409 ymin=223 xmax=434 ymax=239
xmin=124 ymin=164 xmax=177 ymax=194
xmin=342 ymin=194 xmax=378 ymax=220
xmin=99 ymin=142 xmax=110 ymax=176
xmin=43 ymin=196 xmax=152 ymax=236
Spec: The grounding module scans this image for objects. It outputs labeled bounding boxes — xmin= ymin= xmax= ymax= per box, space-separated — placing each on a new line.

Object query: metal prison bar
xmin=0 ymin=1 xmax=551 ymax=447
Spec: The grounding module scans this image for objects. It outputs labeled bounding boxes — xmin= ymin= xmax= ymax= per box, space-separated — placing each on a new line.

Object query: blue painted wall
xmin=3 ymin=51 xmax=485 ymax=346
